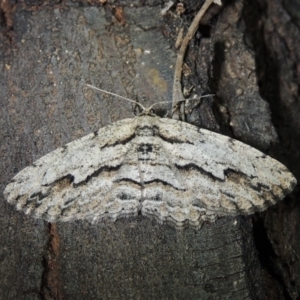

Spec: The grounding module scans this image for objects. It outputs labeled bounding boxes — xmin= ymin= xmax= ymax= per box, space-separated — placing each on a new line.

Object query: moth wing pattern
xmin=4 ymin=115 xmax=297 ymax=228
xmin=155 ymin=118 xmax=296 ymax=223
xmin=4 ymin=118 xmax=138 ymax=222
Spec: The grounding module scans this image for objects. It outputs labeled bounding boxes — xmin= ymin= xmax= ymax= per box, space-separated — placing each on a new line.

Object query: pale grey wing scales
xmin=137 ymin=126 xmax=217 ymax=227
xmin=136 ymin=138 xmax=194 ymax=227
xmin=3 ymin=118 xmax=137 ymax=221
xmin=109 ymin=121 xmax=191 ymax=225
xmin=156 ymin=118 xmax=297 ymax=216
xmin=4 ymin=114 xmax=296 ymax=227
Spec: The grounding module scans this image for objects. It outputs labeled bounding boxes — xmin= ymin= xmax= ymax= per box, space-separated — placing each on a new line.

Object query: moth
xmin=3 ymin=89 xmax=297 ymax=228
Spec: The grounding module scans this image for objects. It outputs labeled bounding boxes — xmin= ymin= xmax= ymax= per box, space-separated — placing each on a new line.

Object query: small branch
xmin=172 ymin=0 xmax=222 ymax=120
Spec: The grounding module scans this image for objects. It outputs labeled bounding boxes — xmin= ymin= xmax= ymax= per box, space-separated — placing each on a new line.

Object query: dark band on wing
xmin=175 ymin=163 xmax=224 ymax=182
xmin=114 ymin=178 xmax=185 ymax=191
xmin=76 ymin=164 xmax=122 ymax=186
xmin=100 ymin=133 xmax=136 ymax=149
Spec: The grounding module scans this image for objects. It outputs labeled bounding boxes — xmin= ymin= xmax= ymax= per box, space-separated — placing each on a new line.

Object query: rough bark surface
xmin=0 ymin=0 xmax=299 ymax=299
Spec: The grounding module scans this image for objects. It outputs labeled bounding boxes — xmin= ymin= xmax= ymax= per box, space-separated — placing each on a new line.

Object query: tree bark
xmin=0 ymin=0 xmax=298 ymax=299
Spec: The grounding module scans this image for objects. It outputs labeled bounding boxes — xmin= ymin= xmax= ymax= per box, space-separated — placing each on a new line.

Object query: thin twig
xmin=172 ymin=0 xmax=222 ymax=120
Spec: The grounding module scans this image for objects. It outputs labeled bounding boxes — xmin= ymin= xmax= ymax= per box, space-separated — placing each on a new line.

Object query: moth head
xmin=138 ymin=108 xmax=157 ymax=116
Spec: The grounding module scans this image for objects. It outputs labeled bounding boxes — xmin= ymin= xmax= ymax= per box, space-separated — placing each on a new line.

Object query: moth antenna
xmin=86 ymin=84 xmax=146 ymax=111
xmin=148 ymin=94 xmax=215 ymax=111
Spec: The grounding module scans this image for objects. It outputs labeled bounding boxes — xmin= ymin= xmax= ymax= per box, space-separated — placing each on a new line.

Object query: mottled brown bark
xmin=0 ymin=0 xmax=299 ymax=299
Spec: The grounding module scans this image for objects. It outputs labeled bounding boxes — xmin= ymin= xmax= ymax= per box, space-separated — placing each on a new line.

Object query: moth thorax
xmin=136 ymin=126 xmax=158 ymax=136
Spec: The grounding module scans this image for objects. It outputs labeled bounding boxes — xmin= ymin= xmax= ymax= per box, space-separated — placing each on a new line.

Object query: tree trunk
xmin=0 ymin=0 xmax=299 ymax=299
